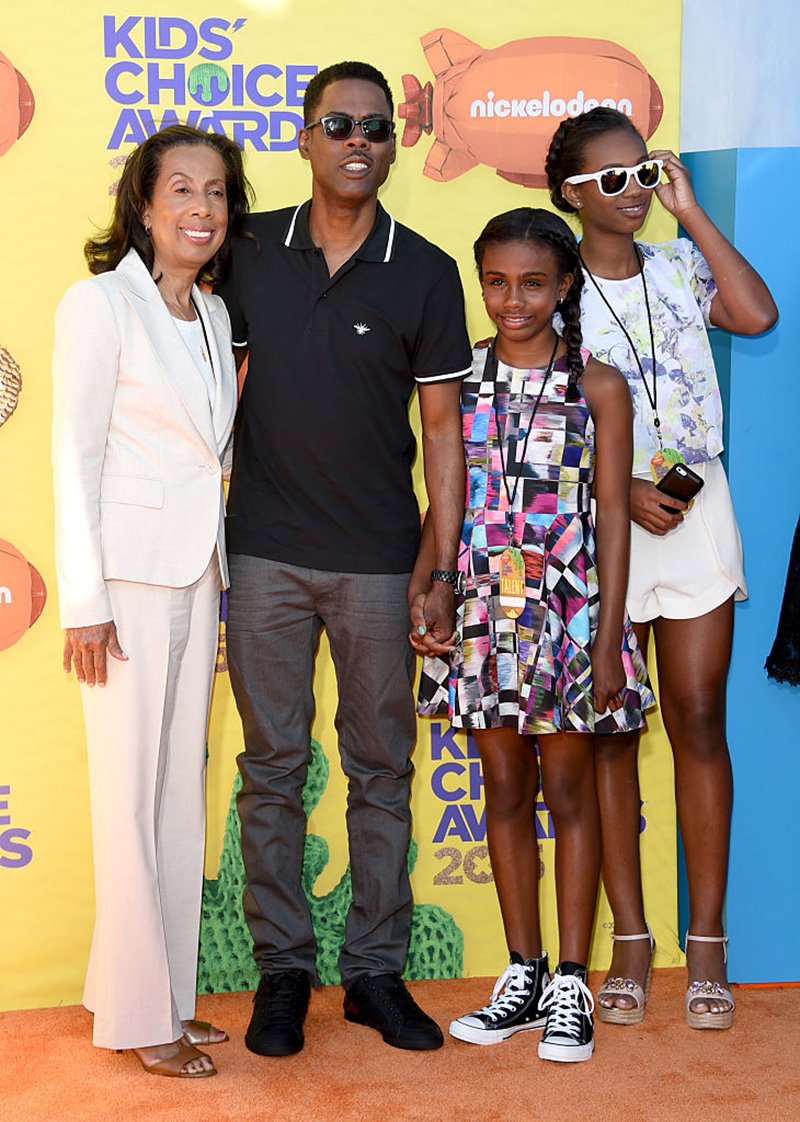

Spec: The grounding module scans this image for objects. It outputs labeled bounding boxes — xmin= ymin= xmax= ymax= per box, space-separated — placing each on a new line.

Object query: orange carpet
xmin=2 ymin=970 xmax=798 ymax=1122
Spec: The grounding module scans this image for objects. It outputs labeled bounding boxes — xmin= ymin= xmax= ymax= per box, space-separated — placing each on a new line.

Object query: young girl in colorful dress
xmin=409 ymin=208 xmax=653 ymax=1063
xmin=545 ymin=109 xmax=777 ymax=1030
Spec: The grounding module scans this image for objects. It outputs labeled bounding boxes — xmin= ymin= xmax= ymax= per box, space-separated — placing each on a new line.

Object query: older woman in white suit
xmin=52 ymin=125 xmax=252 ymax=1078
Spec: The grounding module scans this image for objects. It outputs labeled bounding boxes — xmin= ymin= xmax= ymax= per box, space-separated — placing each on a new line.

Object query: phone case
xmin=655 ymin=463 xmax=704 ymax=504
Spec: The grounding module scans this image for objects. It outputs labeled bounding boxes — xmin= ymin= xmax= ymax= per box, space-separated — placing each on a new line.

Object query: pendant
xmin=649 ymin=447 xmax=684 ymax=484
xmin=498 ymin=547 xmax=526 ymax=618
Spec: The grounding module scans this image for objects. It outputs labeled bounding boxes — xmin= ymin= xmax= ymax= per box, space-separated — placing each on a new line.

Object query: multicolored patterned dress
xmin=418 ymin=345 xmax=654 ymax=735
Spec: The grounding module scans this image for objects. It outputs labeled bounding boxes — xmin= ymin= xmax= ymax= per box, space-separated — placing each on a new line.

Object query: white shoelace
xmin=475 ymin=961 xmax=535 ymax=1020
xmin=539 ymin=973 xmax=595 ymax=1038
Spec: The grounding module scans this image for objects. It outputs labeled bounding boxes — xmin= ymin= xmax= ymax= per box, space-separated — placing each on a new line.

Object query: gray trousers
xmin=226 ymin=554 xmax=416 ymax=988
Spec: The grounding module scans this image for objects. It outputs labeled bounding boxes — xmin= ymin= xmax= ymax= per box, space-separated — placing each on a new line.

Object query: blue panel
xmin=682 ymin=148 xmax=800 ymax=982
xmin=681 ymin=152 xmax=734 ymax=467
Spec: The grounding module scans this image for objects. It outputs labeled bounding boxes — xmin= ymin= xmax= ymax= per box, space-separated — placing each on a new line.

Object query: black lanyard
xmin=579 ymin=245 xmax=662 ymax=449
xmin=485 ymin=332 xmax=559 ymax=545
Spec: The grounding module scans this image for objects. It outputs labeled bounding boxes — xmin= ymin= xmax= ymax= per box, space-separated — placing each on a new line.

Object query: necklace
xmin=164 ymin=293 xmax=212 ymax=366
xmin=189 ymin=297 xmax=212 ymax=366
xmin=162 ymin=293 xmax=195 ymax=321
xmin=155 ymin=275 xmax=212 ymax=370
xmin=579 ymin=245 xmax=663 ymax=457
xmin=485 ymin=330 xmax=560 ymax=618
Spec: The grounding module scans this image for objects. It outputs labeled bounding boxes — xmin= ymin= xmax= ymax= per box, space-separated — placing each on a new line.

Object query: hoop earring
xmin=144 ymin=224 xmax=152 ymax=236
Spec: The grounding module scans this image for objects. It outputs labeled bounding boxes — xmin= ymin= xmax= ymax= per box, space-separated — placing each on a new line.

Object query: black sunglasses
xmin=304 ymin=113 xmax=395 ymax=143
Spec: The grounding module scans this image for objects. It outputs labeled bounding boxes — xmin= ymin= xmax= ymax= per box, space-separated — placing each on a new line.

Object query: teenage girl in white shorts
xmin=546 ymin=108 xmax=777 ymax=1031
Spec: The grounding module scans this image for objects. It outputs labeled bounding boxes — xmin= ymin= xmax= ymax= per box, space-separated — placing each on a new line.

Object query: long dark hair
xmin=473 ymin=207 xmax=585 ymax=402
xmin=545 ymin=107 xmax=643 ymax=215
xmin=85 ymin=125 xmax=254 ymax=286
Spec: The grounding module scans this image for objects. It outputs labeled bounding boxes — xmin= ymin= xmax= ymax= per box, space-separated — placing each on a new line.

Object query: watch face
xmin=455 ymin=572 xmax=466 ymax=594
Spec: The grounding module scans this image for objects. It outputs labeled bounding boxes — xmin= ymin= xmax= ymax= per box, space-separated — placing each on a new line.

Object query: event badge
xmin=498 ymin=547 xmax=526 ymax=618
xmin=649 ymin=447 xmax=684 ymax=484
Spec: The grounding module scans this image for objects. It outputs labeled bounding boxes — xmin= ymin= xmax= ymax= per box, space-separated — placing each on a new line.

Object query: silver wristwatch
xmin=430 ymin=569 xmax=466 ymax=594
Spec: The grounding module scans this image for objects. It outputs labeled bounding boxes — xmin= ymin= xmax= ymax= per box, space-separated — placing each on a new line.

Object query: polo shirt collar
xmin=283 ymin=200 xmax=397 ymax=263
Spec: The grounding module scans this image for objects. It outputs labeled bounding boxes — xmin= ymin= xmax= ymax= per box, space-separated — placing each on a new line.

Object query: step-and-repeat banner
xmin=0 ymin=0 xmax=682 ymax=1010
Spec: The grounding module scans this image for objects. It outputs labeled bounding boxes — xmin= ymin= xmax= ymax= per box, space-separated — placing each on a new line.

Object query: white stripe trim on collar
xmin=284 ymin=204 xmax=396 ymax=260
xmin=283 ymin=203 xmax=304 ymax=247
xmin=383 ymin=215 xmax=396 ymax=263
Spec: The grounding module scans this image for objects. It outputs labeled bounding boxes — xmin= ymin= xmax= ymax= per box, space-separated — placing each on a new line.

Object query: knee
xmin=664 ymin=692 xmax=728 ymax=760
xmin=341 ymin=757 xmax=414 ymax=814
xmin=541 ymin=770 xmax=592 ymax=824
xmin=484 ymin=780 xmax=535 ymax=823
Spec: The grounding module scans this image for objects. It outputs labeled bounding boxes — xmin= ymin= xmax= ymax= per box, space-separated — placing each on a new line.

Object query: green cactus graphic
xmin=198 ymin=737 xmax=463 ymax=991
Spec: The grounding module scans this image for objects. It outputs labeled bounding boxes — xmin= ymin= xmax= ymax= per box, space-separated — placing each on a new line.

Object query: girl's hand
xmin=650 ymin=149 xmax=700 ymax=222
xmin=408 ymin=592 xmax=457 ymax=656
xmin=630 ymin=477 xmax=687 ymax=536
xmin=592 ymin=638 xmax=626 ymax=714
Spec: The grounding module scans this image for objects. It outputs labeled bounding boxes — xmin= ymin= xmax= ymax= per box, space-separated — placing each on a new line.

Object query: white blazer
xmin=52 ymin=248 xmax=237 ymax=629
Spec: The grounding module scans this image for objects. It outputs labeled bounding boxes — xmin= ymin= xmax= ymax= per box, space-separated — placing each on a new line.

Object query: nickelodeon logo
xmin=0 ymin=539 xmax=46 ymax=652
xmin=400 ymin=29 xmax=663 ymax=189
xmin=469 ymin=90 xmax=633 ymax=120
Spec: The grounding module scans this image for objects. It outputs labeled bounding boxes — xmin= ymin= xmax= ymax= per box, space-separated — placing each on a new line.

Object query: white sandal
xmin=685 ymin=934 xmax=735 ymax=1030
xmin=596 ymin=929 xmax=655 ymax=1026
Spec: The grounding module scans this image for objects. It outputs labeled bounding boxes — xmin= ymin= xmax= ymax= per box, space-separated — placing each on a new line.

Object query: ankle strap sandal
xmin=597 ymin=928 xmax=655 ymax=1026
xmin=684 ymin=934 xmax=734 ymax=1030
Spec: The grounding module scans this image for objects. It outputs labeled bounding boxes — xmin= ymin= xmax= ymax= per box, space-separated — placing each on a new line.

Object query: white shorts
xmin=627 ymin=457 xmax=747 ymax=623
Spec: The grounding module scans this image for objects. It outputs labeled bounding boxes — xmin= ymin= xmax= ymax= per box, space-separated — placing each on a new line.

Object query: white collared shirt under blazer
xmin=52 ymin=248 xmax=237 ymax=627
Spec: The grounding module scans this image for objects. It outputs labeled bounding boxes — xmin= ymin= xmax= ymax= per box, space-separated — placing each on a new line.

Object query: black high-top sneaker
xmin=537 ymin=961 xmax=595 ymax=1062
xmin=449 ymin=952 xmax=550 ymax=1045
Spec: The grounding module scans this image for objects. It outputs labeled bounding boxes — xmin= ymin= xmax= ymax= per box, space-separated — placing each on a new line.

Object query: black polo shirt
xmin=219 ymin=201 xmax=472 ymax=573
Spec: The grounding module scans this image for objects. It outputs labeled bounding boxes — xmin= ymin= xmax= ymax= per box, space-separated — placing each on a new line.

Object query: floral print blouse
xmin=579 ymin=239 xmax=721 ymax=477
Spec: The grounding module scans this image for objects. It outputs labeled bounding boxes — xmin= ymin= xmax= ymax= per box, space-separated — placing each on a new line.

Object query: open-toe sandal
xmin=597 ymin=928 xmax=655 ymax=1026
xmin=135 ymin=1040 xmax=217 ymax=1078
xmin=181 ymin=1019 xmax=229 ymax=1046
xmin=685 ymin=934 xmax=734 ymax=1030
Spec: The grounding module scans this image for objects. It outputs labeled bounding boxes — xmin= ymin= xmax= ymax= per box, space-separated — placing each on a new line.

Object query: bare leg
xmin=539 ymin=732 xmax=601 ymax=964
xmin=654 ymin=599 xmax=734 ymax=1015
xmin=473 ymin=728 xmax=541 ymax=959
xmin=594 ymin=622 xmax=653 ymax=1009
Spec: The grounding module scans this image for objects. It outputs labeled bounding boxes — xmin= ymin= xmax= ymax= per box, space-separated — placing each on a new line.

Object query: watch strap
xmin=430 ymin=569 xmax=464 ymax=593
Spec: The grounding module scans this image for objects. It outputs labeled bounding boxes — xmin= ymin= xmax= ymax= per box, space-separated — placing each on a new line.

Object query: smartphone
xmin=655 ymin=462 xmax=704 ymax=512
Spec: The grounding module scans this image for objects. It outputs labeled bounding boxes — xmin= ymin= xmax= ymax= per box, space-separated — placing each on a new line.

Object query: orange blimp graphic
xmin=0 ymin=539 xmax=46 ymax=652
xmin=0 ymin=49 xmax=35 ymax=158
xmin=399 ymin=30 xmax=663 ymax=188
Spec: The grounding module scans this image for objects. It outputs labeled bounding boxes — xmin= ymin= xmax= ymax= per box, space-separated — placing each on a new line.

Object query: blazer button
xmin=205 ymin=462 xmax=219 ymax=474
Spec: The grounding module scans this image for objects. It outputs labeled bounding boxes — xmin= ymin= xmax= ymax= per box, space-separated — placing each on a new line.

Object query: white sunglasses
xmin=563 ymin=158 xmax=664 ymax=197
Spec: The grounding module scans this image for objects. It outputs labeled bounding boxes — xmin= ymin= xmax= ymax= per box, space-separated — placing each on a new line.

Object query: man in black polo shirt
xmin=220 ymin=61 xmax=471 ymax=1056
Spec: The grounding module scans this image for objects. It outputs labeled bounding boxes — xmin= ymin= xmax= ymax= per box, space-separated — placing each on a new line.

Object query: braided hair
xmin=545 ymin=107 xmax=643 ymax=214
xmin=473 ymin=207 xmax=585 ymax=402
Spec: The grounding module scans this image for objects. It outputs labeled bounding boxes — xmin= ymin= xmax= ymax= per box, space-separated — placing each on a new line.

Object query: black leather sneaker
xmin=449 ymin=951 xmax=550 ymax=1044
xmin=245 ymin=970 xmax=311 ymax=1057
xmin=343 ymin=972 xmax=444 ymax=1051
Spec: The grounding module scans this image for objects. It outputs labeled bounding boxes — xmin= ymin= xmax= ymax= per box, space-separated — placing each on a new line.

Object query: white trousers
xmin=80 ymin=557 xmax=219 ymax=1049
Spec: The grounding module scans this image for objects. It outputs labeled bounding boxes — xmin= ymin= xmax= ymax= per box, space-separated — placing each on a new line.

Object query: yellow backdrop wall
xmin=0 ymin=0 xmax=682 ymax=1011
